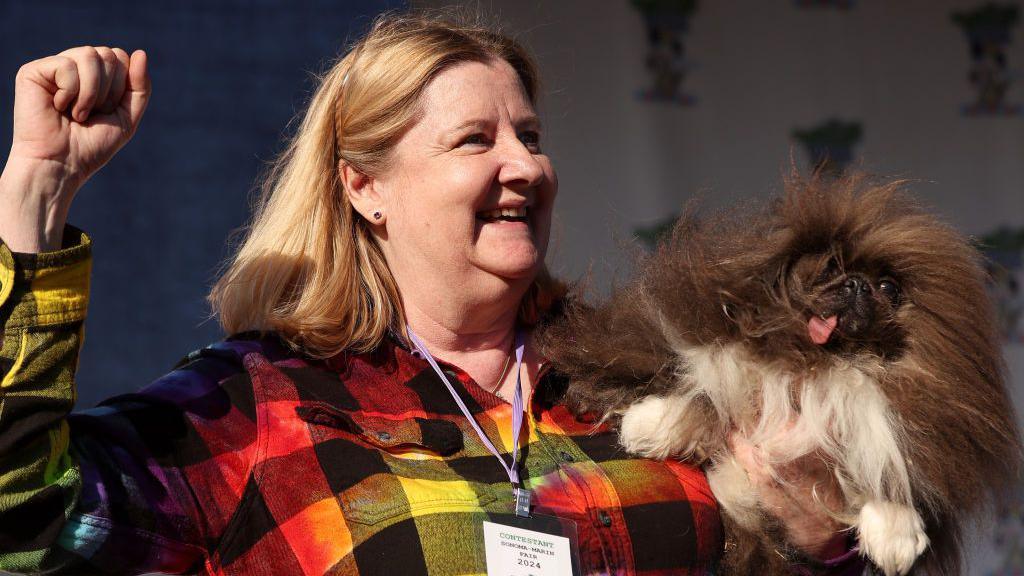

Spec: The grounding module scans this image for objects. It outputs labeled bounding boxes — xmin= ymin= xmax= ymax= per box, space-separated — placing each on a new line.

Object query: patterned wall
xmin=419 ymin=1 xmax=1023 ymax=573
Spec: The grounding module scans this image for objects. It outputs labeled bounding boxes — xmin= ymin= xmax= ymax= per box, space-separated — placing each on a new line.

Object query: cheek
xmin=388 ymin=167 xmax=492 ymax=256
xmin=393 ymin=200 xmax=474 ymax=254
xmin=388 ymin=162 xmax=459 ymax=215
xmin=417 ymin=158 xmax=496 ymax=208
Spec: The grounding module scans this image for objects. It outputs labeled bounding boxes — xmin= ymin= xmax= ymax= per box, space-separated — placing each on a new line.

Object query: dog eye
xmin=877 ymin=279 xmax=901 ymax=304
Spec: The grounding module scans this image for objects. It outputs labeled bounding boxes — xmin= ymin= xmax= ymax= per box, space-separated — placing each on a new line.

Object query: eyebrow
xmin=449 ymin=116 xmax=544 ymax=133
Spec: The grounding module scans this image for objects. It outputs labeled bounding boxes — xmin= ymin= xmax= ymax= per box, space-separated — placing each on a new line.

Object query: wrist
xmin=0 ymin=156 xmax=78 ymax=253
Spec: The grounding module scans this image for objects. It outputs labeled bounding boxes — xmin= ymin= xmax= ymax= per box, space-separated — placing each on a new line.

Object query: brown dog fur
xmin=537 ymin=171 xmax=1022 ymax=574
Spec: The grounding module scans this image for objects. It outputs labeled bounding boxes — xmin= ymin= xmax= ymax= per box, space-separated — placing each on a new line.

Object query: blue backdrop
xmin=0 ymin=0 xmax=402 ymax=406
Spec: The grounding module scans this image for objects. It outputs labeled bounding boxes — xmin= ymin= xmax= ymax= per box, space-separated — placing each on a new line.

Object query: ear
xmin=339 ymin=161 xmax=385 ymax=223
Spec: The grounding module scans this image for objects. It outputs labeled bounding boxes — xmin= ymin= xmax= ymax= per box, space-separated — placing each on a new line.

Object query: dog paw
xmin=857 ymin=501 xmax=928 ymax=576
xmin=619 ymin=396 xmax=684 ymax=459
xmin=706 ymin=455 xmax=763 ymax=532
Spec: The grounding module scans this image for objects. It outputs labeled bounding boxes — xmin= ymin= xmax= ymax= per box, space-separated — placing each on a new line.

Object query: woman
xmin=0 ymin=12 xmax=863 ymax=575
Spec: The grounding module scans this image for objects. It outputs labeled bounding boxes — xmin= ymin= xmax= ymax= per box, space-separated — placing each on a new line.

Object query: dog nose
xmin=841 ymin=276 xmax=869 ymax=297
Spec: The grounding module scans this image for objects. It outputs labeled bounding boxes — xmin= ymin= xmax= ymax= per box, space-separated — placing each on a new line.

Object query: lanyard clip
xmin=514 ymin=484 xmax=532 ymax=518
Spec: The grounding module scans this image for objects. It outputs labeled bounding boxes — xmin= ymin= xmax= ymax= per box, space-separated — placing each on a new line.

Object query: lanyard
xmin=406 ymin=326 xmax=532 ymax=517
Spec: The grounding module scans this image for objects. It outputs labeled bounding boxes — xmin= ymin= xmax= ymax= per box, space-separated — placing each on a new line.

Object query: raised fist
xmin=9 ymin=46 xmax=150 ymax=193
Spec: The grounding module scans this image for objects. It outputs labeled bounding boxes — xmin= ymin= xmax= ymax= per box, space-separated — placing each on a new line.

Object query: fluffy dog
xmin=538 ymin=172 xmax=1021 ymax=575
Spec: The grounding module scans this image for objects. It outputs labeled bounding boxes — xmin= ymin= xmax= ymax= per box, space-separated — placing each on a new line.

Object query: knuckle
xmin=55 ymin=56 xmax=78 ymax=77
xmin=62 ymin=45 xmax=95 ymax=58
xmin=96 ymin=47 xmax=117 ymax=65
xmin=15 ymin=62 xmax=33 ymax=80
xmin=79 ymin=47 xmax=103 ymax=66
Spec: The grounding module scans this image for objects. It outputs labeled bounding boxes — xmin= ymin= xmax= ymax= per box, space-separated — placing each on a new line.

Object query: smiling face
xmin=361 ymin=58 xmax=556 ymax=321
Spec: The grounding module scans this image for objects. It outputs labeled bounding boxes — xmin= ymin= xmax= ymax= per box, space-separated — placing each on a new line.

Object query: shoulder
xmin=134 ymin=331 xmax=295 ymax=401
xmin=70 ymin=331 xmax=303 ymax=452
xmin=173 ymin=330 xmax=297 ymax=370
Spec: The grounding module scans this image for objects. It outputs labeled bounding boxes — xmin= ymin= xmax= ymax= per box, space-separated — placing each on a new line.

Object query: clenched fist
xmin=11 ymin=46 xmax=150 ymax=189
xmin=0 ymin=46 xmax=150 ymax=253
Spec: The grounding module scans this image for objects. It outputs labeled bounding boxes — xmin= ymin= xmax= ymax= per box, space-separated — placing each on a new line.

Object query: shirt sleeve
xmin=0 ymin=226 xmax=256 ymax=575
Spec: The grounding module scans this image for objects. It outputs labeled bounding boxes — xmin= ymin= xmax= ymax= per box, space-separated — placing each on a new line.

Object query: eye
xmin=518 ymin=130 xmax=542 ymax=152
xmin=877 ymin=278 xmax=901 ymax=305
xmin=460 ymin=133 xmax=492 ymax=147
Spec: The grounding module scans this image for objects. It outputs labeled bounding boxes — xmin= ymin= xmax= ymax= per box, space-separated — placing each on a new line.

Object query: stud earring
xmin=372 ymin=210 xmax=383 ymax=220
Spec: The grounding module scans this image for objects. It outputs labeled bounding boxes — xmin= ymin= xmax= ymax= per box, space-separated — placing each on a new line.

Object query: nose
xmin=839 ymin=275 xmax=871 ymax=298
xmin=497 ymin=137 xmax=545 ymax=189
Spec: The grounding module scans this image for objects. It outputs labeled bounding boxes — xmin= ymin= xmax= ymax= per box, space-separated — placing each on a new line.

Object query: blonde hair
xmin=207 ymin=11 xmax=565 ymax=358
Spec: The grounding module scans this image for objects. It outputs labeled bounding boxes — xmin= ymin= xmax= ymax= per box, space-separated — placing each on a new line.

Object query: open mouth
xmin=476 ymin=206 xmax=529 ymax=224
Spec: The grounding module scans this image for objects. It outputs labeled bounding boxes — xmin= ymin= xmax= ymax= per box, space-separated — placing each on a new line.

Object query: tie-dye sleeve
xmin=0 ymin=226 xmax=209 ymax=574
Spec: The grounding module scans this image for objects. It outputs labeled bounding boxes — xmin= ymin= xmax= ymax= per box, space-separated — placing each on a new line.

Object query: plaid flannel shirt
xmin=0 ymin=226 xmax=866 ymax=575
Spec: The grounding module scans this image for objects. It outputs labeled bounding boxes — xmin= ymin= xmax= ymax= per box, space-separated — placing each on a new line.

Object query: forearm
xmin=0 ymin=233 xmax=220 ymax=576
xmin=0 ymin=230 xmax=91 ymax=573
xmin=0 ymin=155 xmax=78 ymax=253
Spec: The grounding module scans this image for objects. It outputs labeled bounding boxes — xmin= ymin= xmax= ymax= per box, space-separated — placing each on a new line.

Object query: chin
xmin=538 ymin=172 xmax=1022 ymax=575
xmin=478 ymin=250 xmax=545 ymax=280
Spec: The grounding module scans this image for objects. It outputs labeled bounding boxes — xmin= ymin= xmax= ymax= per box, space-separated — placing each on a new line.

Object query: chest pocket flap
xmin=295 ymin=401 xmax=464 ymax=456
xmin=294 ymin=401 xmax=500 ymax=525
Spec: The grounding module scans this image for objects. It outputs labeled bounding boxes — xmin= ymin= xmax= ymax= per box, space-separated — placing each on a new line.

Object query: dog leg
xmin=706 ymin=454 xmax=764 ymax=533
xmin=710 ymin=456 xmax=805 ymax=576
xmin=619 ymin=394 xmax=713 ymax=460
xmin=856 ymin=500 xmax=928 ymax=576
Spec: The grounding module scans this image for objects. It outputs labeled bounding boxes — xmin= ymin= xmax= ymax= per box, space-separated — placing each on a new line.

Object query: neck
xmin=400 ymin=288 xmax=535 ymax=402
xmin=403 ymin=296 xmax=518 ymax=361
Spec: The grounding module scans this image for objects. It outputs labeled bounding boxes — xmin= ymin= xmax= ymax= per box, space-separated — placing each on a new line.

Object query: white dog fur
xmin=618 ymin=341 xmax=929 ymax=576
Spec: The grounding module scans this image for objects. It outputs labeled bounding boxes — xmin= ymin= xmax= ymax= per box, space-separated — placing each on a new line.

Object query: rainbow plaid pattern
xmin=0 ymin=227 xmax=865 ymax=575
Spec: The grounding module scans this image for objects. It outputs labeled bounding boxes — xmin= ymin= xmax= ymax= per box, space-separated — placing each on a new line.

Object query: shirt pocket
xmin=295 ymin=401 xmax=498 ymax=525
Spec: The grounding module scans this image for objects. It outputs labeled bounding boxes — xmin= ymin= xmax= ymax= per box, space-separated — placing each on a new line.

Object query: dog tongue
xmin=808 ymin=315 xmax=838 ymax=345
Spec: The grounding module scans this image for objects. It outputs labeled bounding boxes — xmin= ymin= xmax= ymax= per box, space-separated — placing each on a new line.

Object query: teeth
xmin=479 ymin=207 xmax=528 ymax=219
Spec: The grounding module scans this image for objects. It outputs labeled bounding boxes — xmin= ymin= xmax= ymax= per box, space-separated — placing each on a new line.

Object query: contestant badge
xmin=482 ymin=516 xmax=581 ymax=576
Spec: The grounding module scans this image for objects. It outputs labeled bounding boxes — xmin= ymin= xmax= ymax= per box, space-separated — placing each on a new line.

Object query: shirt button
xmin=377 ymin=431 xmax=392 ymax=441
xmin=559 ymin=451 xmax=575 ymax=462
xmin=598 ymin=510 xmax=612 ymax=527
